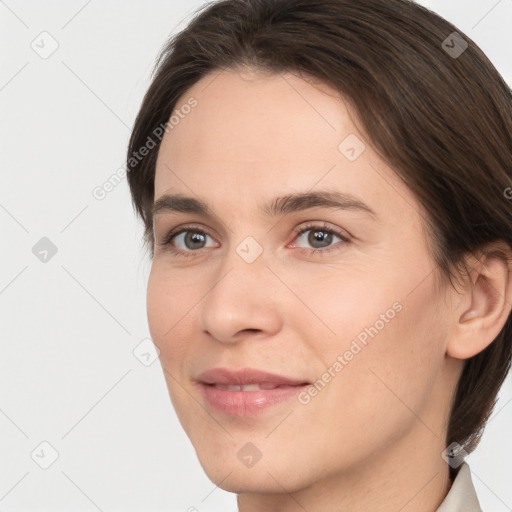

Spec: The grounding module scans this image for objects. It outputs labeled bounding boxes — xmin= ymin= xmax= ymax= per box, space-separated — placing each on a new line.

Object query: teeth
xmin=215 ymin=383 xmax=267 ymax=391
xmin=240 ymin=384 xmax=260 ymax=391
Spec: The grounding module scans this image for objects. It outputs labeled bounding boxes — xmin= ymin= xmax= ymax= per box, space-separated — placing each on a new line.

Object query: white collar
xmin=436 ymin=462 xmax=481 ymax=511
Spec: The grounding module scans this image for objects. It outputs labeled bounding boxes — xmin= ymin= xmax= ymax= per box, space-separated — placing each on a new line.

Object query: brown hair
xmin=126 ymin=0 xmax=512 ymax=475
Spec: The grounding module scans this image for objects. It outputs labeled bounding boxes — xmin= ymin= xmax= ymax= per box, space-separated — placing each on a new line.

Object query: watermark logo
xmin=442 ymin=32 xmax=468 ymax=59
xmin=236 ymin=236 xmax=263 ymax=263
xmin=31 ymin=441 xmax=59 ymax=469
xmin=338 ymin=134 xmax=366 ymax=162
xmin=32 ymin=237 xmax=58 ymax=263
xmin=441 ymin=442 xmax=467 ymax=469
xmin=237 ymin=442 xmax=262 ymax=468
xmin=31 ymin=31 xmax=59 ymax=60
xmin=133 ymin=338 xmax=160 ymax=367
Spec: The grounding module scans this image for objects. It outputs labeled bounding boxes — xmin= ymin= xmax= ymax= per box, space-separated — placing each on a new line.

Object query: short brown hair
xmin=126 ymin=0 xmax=512 ymax=474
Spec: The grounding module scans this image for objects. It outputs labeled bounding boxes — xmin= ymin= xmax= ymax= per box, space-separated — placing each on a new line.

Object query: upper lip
xmin=197 ymin=367 xmax=309 ymax=386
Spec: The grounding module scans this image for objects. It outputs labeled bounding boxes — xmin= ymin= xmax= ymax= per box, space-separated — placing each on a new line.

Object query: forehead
xmin=157 ymin=69 xmax=347 ymax=172
xmin=153 ymin=69 xmax=418 ymax=222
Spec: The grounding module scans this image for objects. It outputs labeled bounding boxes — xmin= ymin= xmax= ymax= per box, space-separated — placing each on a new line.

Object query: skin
xmin=147 ymin=68 xmax=512 ymax=511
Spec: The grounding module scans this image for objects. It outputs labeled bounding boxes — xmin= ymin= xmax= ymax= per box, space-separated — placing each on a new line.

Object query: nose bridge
xmin=200 ymin=234 xmax=281 ymax=343
xmin=216 ymin=231 xmax=269 ymax=291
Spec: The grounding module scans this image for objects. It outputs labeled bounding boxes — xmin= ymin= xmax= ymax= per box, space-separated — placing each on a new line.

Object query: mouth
xmin=197 ymin=367 xmax=311 ymax=416
xmin=209 ymin=382 xmax=303 ymax=391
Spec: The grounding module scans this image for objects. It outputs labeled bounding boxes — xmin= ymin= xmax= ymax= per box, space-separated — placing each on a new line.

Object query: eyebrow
xmin=151 ymin=190 xmax=377 ymax=220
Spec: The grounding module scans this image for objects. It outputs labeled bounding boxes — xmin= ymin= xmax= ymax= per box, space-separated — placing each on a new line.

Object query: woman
xmin=126 ymin=0 xmax=512 ymax=510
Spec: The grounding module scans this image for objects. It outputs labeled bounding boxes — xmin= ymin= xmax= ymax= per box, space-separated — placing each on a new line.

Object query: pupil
xmin=309 ymin=230 xmax=331 ymax=248
xmin=187 ymin=232 xmax=205 ymax=249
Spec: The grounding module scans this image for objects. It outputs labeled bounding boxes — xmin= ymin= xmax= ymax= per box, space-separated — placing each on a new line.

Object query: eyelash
xmin=157 ymin=221 xmax=351 ymax=258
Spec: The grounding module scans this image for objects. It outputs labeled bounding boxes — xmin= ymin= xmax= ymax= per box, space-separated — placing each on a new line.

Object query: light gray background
xmin=1 ymin=1 xmax=511 ymax=511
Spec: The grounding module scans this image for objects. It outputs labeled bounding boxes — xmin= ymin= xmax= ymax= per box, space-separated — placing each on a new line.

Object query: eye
xmin=156 ymin=221 xmax=350 ymax=258
xmin=290 ymin=222 xmax=350 ymax=255
xmin=173 ymin=231 xmax=216 ymax=251
xmin=157 ymin=224 xmax=218 ymax=257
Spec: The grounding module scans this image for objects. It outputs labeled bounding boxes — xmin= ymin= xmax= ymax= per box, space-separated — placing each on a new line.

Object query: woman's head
xmin=127 ymin=0 xmax=512 ymax=496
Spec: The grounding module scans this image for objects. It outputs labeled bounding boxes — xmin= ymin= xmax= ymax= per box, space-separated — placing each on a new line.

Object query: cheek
xmin=317 ymin=272 xmax=445 ymax=434
xmin=298 ymin=258 xmax=445 ymax=412
xmin=146 ymin=265 xmax=193 ymax=365
xmin=284 ymin=263 xmax=402 ymax=357
xmin=146 ymin=266 xmax=199 ymax=425
xmin=146 ymin=267 xmax=169 ymax=342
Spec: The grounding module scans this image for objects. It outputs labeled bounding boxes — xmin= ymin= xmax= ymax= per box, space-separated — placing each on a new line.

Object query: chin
xmin=201 ymin=464 xmax=301 ymax=494
xmin=194 ymin=447 xmax=315 ymax=494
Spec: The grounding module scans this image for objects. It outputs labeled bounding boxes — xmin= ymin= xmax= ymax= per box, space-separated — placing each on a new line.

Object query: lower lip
xmin=200 ymin=383 xmax=308 ymax=416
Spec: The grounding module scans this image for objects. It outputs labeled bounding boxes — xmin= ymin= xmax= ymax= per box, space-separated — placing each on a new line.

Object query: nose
xmin=199 ymin=244 xmax=283 ymax=344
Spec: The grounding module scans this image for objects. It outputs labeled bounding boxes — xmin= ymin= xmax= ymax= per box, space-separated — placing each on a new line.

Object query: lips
xmin=197 ymin=367 xmax=310 ymax=416
xmin=198 ymin=367 xmax=309 ymax=387
xmin=213 ymin=382 xmax=285 ymax=391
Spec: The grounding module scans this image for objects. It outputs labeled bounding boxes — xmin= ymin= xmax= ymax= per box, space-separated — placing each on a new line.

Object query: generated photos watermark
xmin=92 ymin=97 xmax=198 ymax=201
xmin=298 ymin=301 xmax=403 ymax=405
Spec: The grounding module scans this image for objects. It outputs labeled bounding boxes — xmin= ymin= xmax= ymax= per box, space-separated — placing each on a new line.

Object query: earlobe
xmin=446 ymin=245 xmax=512 ymax=360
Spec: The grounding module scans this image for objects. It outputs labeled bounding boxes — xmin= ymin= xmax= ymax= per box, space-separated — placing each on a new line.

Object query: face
xmin=148 ymin=68 xmax=458 ymax=494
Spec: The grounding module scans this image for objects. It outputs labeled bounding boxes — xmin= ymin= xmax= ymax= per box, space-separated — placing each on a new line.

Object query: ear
xmin=446 ymin=241 xmax=512 ymax=360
